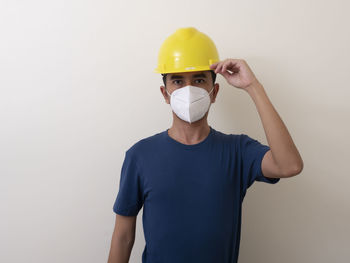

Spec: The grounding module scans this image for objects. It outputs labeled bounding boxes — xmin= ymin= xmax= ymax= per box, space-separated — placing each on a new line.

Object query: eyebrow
xmin=170 ymin=73 xmax=207 ymax=80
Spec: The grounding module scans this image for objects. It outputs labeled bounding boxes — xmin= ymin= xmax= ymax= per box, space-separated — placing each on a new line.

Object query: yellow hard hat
xmin=154 ymin=27 xmax=220 ymax=74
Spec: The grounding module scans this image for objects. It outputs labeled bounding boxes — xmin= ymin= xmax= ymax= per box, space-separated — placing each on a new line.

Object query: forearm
xmin=245 ymin=82 xmax=304 ymax=174
xmin=107 ymin=235 xmax=134 ymax=263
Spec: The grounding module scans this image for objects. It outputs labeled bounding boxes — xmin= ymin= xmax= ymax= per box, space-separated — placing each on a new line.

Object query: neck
xmin=167 ymin=112 xmax=211 ymax=145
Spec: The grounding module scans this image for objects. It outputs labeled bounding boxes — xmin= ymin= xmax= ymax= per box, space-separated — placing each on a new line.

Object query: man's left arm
xmin=210 ymin=59 xmax=304 ymax=178
xmin=245 ymin=81 xmax=303 ymax=178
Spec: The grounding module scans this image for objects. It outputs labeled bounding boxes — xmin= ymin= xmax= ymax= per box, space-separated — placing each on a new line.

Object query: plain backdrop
xmin=1 ymin=0 xmax=349 ymax=262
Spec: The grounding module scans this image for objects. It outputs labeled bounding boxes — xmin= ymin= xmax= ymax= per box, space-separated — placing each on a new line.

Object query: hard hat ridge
xmin=154 ymin=27 xmax=220 ymax=74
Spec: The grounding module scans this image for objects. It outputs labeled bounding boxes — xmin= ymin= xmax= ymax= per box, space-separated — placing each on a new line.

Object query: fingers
xmin=222 ymin=62 xmax=228 ymax=73
xmin=210 ymin=60 xmax=228 ymax=71
xmin=215 ymin=62 xmax=225 ymax=73
xmin=211 ymin=59 xmax=239 ymax=74
xmin=209 ymin=62 xmax=219 ymax=70
xmin=223 ymin=59 xmax=239 ymax=72
xmin=221 ymin=70 xmax=231 ymax=79
xmin=215 ymin=60 xmax=225 ymax=73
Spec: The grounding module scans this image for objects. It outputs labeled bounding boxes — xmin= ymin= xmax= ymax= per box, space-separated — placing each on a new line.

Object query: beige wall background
xmin=1 ymin=0 xmax=349 ymax=262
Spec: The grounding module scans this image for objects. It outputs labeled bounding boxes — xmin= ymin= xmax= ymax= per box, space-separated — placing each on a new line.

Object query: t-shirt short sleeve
xmin=239 ymin=134 xmax=280 ymax=195
xmin=113 ymin=150 xmax=144 ymax=216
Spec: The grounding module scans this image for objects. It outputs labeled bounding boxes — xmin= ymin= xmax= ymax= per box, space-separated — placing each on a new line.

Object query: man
xmin=108 ymin=27 xmax=303 ymax=263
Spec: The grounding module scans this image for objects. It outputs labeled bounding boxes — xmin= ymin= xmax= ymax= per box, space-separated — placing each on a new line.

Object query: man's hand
xmin=210 ymin=58 xmax=260 ymax=91
xmin=212 ymin=59 xmax=304 ymax=177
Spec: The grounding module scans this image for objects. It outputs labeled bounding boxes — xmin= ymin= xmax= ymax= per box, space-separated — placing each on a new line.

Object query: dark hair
xmin=161 ymin=70 xmax=217 ymax=87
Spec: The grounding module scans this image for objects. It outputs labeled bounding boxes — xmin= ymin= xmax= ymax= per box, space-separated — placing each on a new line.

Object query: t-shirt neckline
xmin=164 ymin=126 xmax=214 ymax=149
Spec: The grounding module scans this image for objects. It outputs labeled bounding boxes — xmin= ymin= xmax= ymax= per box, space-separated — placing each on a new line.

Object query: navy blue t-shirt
xmin=113 ymin=126 xmax=280 ymax=263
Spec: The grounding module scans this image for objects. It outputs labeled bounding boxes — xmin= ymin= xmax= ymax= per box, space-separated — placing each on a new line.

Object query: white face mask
xmin=166 ymin=85 xmax=214 ymax=124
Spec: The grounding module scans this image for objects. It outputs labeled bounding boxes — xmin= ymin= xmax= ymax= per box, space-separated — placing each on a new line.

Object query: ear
xmin=211 ymin=83 xmax=219 ymax=103
xmin=160 ymin=85 xmax=170 ymax=104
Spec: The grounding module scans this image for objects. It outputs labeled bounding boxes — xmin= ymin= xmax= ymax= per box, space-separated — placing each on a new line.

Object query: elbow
xmin=283 ymin=161 xmax=304 ymax=177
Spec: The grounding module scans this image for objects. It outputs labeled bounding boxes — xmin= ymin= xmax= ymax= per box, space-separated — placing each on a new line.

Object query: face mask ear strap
xmin=208 ymin=87 xmax=214 ymax=95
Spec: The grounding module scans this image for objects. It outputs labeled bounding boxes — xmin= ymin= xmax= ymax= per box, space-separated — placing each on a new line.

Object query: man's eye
xmin=195 ymin=79 xmax=205 ymax=83
xmin=173 ymin=80 xmax=182 ymax=85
